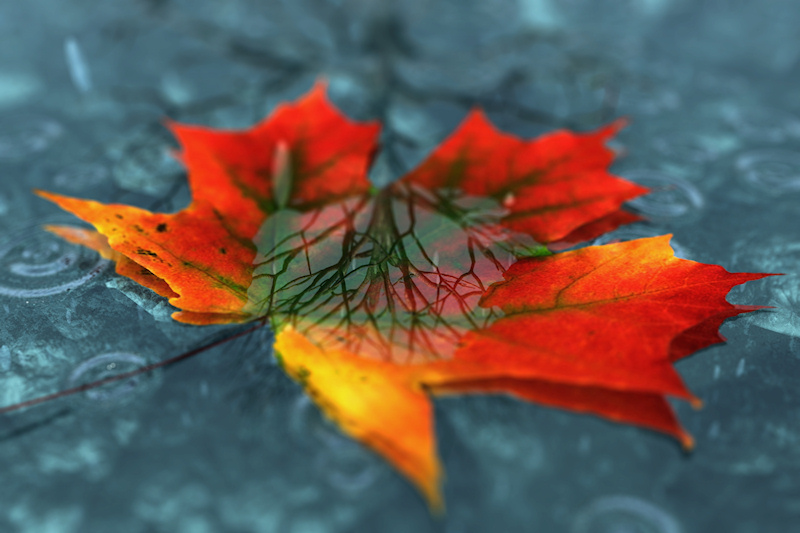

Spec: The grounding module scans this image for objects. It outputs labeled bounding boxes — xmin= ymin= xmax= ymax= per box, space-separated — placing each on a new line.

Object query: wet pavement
xmin=1 ymin=1 xmax=799 ymax=531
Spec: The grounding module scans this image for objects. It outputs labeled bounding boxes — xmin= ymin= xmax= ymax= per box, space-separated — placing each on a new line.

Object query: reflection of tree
xmin=246 ymin=183 xmax=544 ymax=363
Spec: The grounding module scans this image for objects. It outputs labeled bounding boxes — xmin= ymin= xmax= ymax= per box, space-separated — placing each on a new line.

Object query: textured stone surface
xmin=1 ymin=1 xmax=799 ymax=531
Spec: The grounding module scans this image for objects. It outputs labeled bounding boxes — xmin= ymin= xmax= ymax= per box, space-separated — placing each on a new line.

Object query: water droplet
xmin=735 ymin=149 xmax=800 ymax=192
xmin=736 ymin=358 xmax=746 ymax=377
xmin=572 ymin=495 xmax=683 ymax=533
xmin=0 ymin=71 xmax=41 ymax=107
xmin=721 ymin=106 xmax=800 ymax=143
xmin=160 ymin=72 xmax=193 ymax=106
xmin=52 ymin=163 xmax=109 ymax=190
xmin=651 ymin=135 xmax=716 ymax=165
xmin=66 ymin=352 xmax=159 ymax=406
xmin=315 ymin=435 xmax=382 ymax=496
xmin=578 ymin=435 xmax=591 ymax=454
xmin=64 ymin=37 xmax=92 ymax=93
xmin=0 ymin=115 xmax=63 ymax=160
xmin=617 ymin=85 xmax=681 ymax=116
xmin=0 ymin=222 xmax=109 ymax=298
xmin=0 ymin=345 xmax=10 ymax=372
xmin=289 ymin=396 xmax=383 ymax=496
xmin=109 ymin=130 xmax=182 ymax=196
xmin=624 ymin=170 xmax=704 ymax=218
xmin=0 ymin=192 xmax=9 ymax=217
xmin=290 ymin=395 xmax=339 ymax=446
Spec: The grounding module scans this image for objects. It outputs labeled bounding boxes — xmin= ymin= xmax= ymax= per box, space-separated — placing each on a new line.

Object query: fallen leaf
xmin=36 ymin=81 xmax=771 ymax=511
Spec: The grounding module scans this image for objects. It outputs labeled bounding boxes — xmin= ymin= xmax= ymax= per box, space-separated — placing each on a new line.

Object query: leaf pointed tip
xmin=427 ymin=490 xmax=446 ymax=517
xmin=419 ymin=461 xmax=445 ymax=516
xmin=34 ymin=189 xmax=81 ymax=210
xmin=609 ymin=116 xmax=630 ymax=133
xmin=311 ymin=77 xmax=330 ymax=93
xmin=161 ymin=117 xmax=193 ymax=144
xmin=33 ymin=188 xmax=58 ymax=200
xmin=680 ymin=431 xmax=695 ymax=451
xmin=299 ymin=78 xmax=332 ymax=108
xmin=592 ymin=117 xmax=630 ymax=140
xmin=161 ymin=116 xmax=180 ymax=129
xmin=463 ymin=108 xmax=495 ymax=130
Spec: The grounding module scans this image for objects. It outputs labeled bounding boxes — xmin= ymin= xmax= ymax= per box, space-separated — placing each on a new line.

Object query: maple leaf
xmin=36 ymin=82 xmax=770 ymax=511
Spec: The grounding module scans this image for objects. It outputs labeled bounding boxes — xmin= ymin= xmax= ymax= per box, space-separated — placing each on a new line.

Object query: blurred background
xmin=0 ymin=1 xmax=799 ymax=531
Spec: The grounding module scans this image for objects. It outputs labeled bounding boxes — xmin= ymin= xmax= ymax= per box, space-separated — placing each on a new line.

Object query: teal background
xmin=0 ymin=1 xmax=798 ymax=531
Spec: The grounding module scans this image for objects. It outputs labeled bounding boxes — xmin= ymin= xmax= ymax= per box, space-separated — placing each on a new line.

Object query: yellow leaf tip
xmin=429 ymin=497 xmax=446 ymax=517
xmin=33 ymin=188 xmax=55 ymax=199
xmin=421 ymin=477 xmax=445 ymax=516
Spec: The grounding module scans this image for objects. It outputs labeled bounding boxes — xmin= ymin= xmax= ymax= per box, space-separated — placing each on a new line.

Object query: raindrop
xmin=651 ymin=135 xmax=717 ymax=165
xmin=0 ymin=71 xmax=41 ymax=107
xmin=66 ymin=352 xmax=159 ymax=406
xmin=0 ymin=115 xmax=63 ymax=160
xmin=578 ymin=435 xmax=591 ymax=454
xmin=736 ymin=358 xmax=746 ymax=377
xmin=721 ymin=106 xmax=800 ymax=143
xmin=290 ymin=396 xmax=383 ymax=496
xmin=617 ymin=85 xmax=680 ymax=116
xmin=52 ymin=163 xmax=109 ymax=190
xmin=0 ymin=222 xmax=109 ymax=298
xmin=572 ymin=495 xmax=683 ymax=533
xmin=109 ymin=130 xmax=182 ymax=196
xmin=735 ymin=149 xmax=800 ymax=193
xmin=624 ymin=170 xmax=704 ymax=218
xmin=64 ymin=37 xmax=92 ymax=93
xmin=0 ymin=345 xmax=10 ymax=372
xmin=290 ymin=395 xmax=339 ymax=446
xmin=315 ymin=435 xmax=382 ymax=496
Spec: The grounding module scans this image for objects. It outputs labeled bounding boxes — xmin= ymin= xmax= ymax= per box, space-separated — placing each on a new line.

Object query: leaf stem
xmin=0 ymin=321 xmax=269 ymax=415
